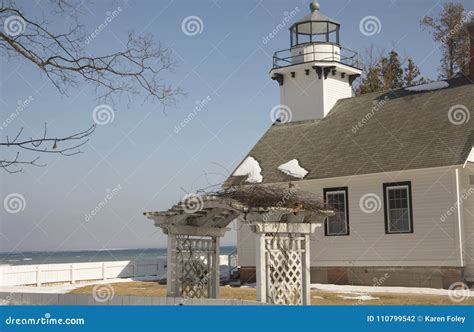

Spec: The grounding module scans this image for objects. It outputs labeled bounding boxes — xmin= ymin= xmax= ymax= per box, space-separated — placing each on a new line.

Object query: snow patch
xmin=311 ymin=283 xmax=474 ymax=297
xmin=405 ymin=81 xmax=449 ymax=92
xmin=233 ymin=156 xmax=263 ymax=183
xmin=338 ymin=294 xmax=379 ymax=301
xmin=463 ymin=147 xmax=474 ymax=167
xmin=277 ymin=159 xmax=308 ymax=179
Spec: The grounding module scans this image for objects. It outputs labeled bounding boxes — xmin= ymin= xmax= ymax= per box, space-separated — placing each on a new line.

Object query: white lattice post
xmin=209 ymin=236 xmax=220 ymax=298
xmin=256 ymin=232 xmax=267 ymax=303
xmin=167 ymin=233 xmax=179 ymax=297
xmin=303 ymin=234 xmax=311 ymax=305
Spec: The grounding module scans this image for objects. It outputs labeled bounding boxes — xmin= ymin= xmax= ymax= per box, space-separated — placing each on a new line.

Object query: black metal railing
xmin=272 ymin=44 xmax=360 ymax=69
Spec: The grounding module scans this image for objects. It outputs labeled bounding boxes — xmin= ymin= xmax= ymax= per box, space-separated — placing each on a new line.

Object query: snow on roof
xmin=233 ymin=156 xmax=263 ymax=183
xmin=404 ymin=81 xmax=449 ymax=92
xmin=463 ymin=147 xmax=474 ymax=167
xmin=277 ymin=159 xmax=308 ymax=179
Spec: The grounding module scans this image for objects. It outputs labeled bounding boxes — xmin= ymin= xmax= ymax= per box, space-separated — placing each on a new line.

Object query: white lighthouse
xmin=271 ymin=1 xmax=361 ymax=122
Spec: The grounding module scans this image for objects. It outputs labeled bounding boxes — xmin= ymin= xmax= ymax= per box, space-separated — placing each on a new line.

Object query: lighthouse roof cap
xmin=294 ymin=1 xmax=340 ymax=26
xmin=291 ymin=2 xmax=340 ymax=34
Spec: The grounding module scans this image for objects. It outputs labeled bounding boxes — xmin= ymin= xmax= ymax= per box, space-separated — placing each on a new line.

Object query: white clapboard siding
xmin=0 ymin=255 xmax=234 ymax=286
xmin=238 ymin=166 xmax=462 ymax=268
xmin=461 ymin=164 xmax=474 ymax=280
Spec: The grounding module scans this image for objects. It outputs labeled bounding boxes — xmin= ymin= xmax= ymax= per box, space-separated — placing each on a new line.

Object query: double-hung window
xmin=323 ymin=187 xmax=349 ymax=236
xmin=383 ymin=182 xmax=413 ymax=234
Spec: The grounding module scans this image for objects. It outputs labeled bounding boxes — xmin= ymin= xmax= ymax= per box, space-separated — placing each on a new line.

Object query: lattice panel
xmin=265 ymin=236 xmax=305 ymax=305
xmin=175 ymin=237 xmax=215 ymax=298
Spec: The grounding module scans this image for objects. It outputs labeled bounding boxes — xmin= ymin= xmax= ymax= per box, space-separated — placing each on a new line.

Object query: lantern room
xmin=290 ymin=1 xmax=340 ymax=47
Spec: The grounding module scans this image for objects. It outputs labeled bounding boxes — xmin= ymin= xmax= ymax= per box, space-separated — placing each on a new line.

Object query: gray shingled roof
xmin=226 ymin=77 xmax=474 ymax=185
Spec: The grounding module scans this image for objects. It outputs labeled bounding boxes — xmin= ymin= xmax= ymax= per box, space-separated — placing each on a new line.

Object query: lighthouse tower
xmin=271 ymin=1 xmax=361 ymax=122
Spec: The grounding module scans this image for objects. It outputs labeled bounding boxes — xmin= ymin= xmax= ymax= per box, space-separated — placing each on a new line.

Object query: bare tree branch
xmin=0 ymin=124 xmax=95 ymax=173
xmin=0 ymin=0 xmax=182 ymax=173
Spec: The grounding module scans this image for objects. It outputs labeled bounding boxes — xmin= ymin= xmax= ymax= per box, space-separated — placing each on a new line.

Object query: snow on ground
xmin=338 ymin=294 xmax=379 ymax=301
xmin=233 ymin=156 xmax=263 ymax=183
xmin=277 ymin=159 xmax=308 ymax=179
xmin=311 ymin=283 xmax=473 ymax=297
xmin=404 ymin=81 xmax=449 ymax=92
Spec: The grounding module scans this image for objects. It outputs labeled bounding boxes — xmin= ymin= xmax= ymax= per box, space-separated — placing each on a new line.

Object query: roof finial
xmin=310 ymin=1 xmax=320 ymax=12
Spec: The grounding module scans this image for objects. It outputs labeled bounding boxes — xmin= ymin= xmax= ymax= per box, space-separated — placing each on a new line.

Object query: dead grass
xmin=69 ymin=280 xmax=474 ymax=305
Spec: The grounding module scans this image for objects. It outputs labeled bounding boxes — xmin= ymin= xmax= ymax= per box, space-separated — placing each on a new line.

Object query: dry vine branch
xmin=211 ymin=185 xmax=328 ymax=213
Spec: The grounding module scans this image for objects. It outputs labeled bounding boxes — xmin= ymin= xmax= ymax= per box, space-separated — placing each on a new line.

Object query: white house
xmin=227 ymin=2 xmax=474 ymax=289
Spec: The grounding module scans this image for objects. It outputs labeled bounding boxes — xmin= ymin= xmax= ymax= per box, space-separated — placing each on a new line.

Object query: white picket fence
xmin=0 ymin=255 xmax=237 ymax=287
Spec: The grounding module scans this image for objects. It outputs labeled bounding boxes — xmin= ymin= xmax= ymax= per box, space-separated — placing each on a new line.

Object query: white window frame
xmin=385 ymin=184 xmax=412 ymax=234
xmin=325 ymin=189 xmax=349 ymax=236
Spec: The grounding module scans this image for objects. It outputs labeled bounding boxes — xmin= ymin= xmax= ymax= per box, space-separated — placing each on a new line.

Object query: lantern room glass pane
xmin=328 ymin=29 xmax=339 ymax=43
xmin=310 ymin=21 xmax=327 ymax=34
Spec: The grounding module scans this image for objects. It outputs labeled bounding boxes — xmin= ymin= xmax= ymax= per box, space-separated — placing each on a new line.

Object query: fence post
xmin=70 ymin=264 xmax=75 ymax=284
xmin=36 ymin=265 xmax=41 ymax=287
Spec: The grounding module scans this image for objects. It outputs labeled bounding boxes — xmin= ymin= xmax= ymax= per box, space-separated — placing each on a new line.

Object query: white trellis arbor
xmin=144 ymin=194 xmax=331 ymax=305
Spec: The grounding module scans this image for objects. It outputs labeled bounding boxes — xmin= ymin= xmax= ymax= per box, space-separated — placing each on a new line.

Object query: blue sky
xmin=1 ymin=0 xmax=472 ymax=252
